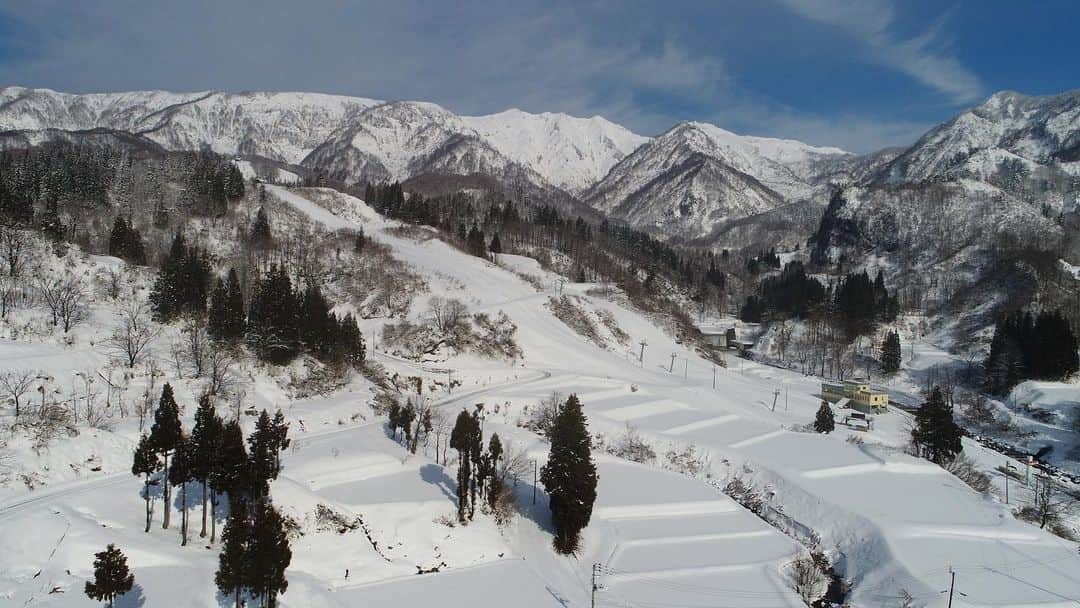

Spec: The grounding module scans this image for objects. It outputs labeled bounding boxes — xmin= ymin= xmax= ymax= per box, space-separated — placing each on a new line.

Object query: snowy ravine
xmin=2 ymin=183 xmax=1079 ymax=607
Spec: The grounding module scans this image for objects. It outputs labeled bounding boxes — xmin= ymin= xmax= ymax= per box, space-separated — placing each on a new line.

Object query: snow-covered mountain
xmin=462 ymin=109 xmax=648 ymax=194
xmin=582 ymin=121 xmax=849 ymax=240
xmin=876 ymin=89 xmax=1080 ymax=185
xmin=0 ymin=87 xmax=380 ymax=164
xmin=301 ymin=101 xmax=552 ymax=188
xmin=810 ymin=90 xmax=1080 ymax=327
xmin=0 ymin=86 xmax=647 ymax=198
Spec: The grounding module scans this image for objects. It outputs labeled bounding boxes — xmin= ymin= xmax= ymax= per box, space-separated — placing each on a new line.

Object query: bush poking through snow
xmin=663 ymin=444 xmax=711 ymax=479
xmin=723 ymin=475 xmax=764 ymax=515
xmin=944 ymin=454 xmax=991 ymax=494
xmin=314 ymin=504 xmax=361 ymax=534
xmin=789 ymin=551 xmax=828 ymax=605
xmin=522 ymin=392 xmax=562 ymax=439
xmin=607 ymin=424 xmax=656 ymax=464
xmin=381 ymin=300 xmax=521 ymax=362
xmin=546 ymin=295 xmax=607 ymax=349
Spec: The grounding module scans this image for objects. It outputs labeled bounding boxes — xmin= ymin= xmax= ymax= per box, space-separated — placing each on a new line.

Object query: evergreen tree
xmin=486 ymin=433 xmax=504 ymax=510
xmin=150 ymin=231 xmax=212 ymax=321
xmin=190 ymin=395 xmax=224 ymax=539
xmin=881 ymin=331 xmax=902 ymax=373
xmin=246 ymin=501 xmax=292 ymax=608
xmin=207 ymin=277 xmax=232 ymax=342
xmin=107 ymin=216 xmax=147 ymax=265
xmin=298 ymin=283 xmax=334 ymax=357
xmin=213 ymin=419 xmax=252 ymax=509
xmin=148 ymin=383 xmax=182 ymax=530
xmin=449 ymin=409 xmax=479 ymax=522
xmin=541 ymin=394 xmax=598 ymax=554
xmin=466 ymin=223 xmax=486 ymax=257
xmin=222 ymin=268 xmax=247 ymax=340
xmin=814 ymin=401 xmax=835 ymax=434
xmin=248 ymin=265 xmax=299 ymax=363
xmin=84 ymin=544 xmax=134 ymax=608
xmin=250 ymin=207 xmax=274 ymax=249
xmin=216 ymin=501 xmax=251 ymax=608
xmin=911 ymin=387 xmax=963 ymax=465
xmin=131 ymin=434 xmax=159 ymax=533
xmin=247 ymin=409 xmax=288 ymax=498
xmin=270 ymin=409 xmax=291 ymax=473
xmin=223 ymin=164 xmax=245 ymax=200
xmin=168 ymin=434 xmax=194 ymax=546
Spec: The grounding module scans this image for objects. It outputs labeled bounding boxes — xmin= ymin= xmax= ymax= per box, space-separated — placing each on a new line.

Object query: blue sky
xmin=0 ymin=0 xmax=1076 ymax=152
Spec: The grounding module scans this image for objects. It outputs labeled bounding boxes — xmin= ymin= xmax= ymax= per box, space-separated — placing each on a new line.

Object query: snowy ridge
xmin=0 ymin=86 xmax=650 ymax=197
xmin=878 ymin=89 xmax=1080 ymax=184
xmin=463 ymin=109 xmax=648 ymax=193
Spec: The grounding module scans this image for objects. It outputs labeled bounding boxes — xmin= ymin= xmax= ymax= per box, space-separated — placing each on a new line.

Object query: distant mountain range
xmin=2 ymin=86 xmax=1078 ymax=257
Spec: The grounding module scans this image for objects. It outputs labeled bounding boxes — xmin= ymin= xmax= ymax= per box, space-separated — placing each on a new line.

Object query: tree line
xmin=984 ymin=309 xmax=1079 ymax=394
xmin=741 ymin=263 xmax=899 ymax=338
xmin=149 ymin=231 xmax=365 ymax=367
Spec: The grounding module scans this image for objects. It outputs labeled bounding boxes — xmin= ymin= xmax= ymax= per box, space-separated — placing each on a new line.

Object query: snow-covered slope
xmin=462 ymin=109 xmax=648 ymax=194
xmin=582 ymin=122 xmax=848 ymax=239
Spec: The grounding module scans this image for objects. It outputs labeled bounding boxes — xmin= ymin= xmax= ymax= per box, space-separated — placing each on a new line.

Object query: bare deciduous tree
xmin=0 ymin=274 xmax=20 ymax=317
xmin=205 ymin=345 xmax=238 ymax=397
xmin=0 ymin=225 xmax=30 ymax=278
xmin=774 ymin=318 xmax=794 ymax=363
xmin=109 ymin=300 xmax=160 ymax=368
xmin=1025 ymin=475 xmax=1075 ymax=531
xmin=427 ymin=297 xmax=468 ymax=333
xmin=181 ymin=314 xmax=209 ymax=378
xmin=38 ymin=277 xmax=88 ymax=332
xmin=0 ymin=369 xmax=37 ymax=417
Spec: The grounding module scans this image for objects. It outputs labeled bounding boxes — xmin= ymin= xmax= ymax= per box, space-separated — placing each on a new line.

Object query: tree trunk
xmin=162 ymin=451 xmax=171 ymax=530
xmin=180 ymin=482 xmax=188 ymax=546
xmin=144 ymin=474 xmax=152 ymax=532
xmin=235 ymin=588 xmax=241 ymax=608
xmin=201 ymin=479 xmax=208 ymax=538
xmin=210 ymin=491 xmax=218 ymax=543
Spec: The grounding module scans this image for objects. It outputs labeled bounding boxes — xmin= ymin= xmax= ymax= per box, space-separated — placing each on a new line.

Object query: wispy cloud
xmin=776 ymin=0 xmax=983 ymax=104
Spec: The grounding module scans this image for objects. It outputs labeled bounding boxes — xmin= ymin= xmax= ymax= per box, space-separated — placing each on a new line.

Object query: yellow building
xmin=821 ymin=378 xmax=888 ymax=413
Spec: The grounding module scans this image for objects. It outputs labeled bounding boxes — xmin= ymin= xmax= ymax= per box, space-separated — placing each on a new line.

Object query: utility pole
xmin=947 ymin=568 xmax=956 ymax=608
xmin=669 ymin=352 xmax=677 ymax=373
xmin=591 ymin=563 xmax=601 ymax=608
xmin=1005 ymin=461 xmax=1015 ymax=504
xmin=532 ymin=460 xmax=538 ymax=505
xmin=638 ymin=339 xmax=647 ymax=367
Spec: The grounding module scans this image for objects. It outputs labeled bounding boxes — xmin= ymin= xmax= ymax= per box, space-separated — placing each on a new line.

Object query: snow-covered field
xmin=3 ymin=185 xmax=1080 ymax=607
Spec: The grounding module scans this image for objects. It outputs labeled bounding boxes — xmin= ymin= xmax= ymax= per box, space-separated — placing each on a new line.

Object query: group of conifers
xmin=88 ymin=384 xmax=292 ymax=607
xmin=86 ymin=389 xmax=599 ymax=606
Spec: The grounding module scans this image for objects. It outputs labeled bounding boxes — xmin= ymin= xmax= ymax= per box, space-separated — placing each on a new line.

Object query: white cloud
xmin=776 ymin=0 xmax=983 ymax=104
